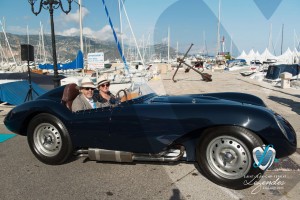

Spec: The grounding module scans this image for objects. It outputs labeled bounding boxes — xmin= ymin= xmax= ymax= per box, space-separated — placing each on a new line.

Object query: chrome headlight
xmin=274 ymin=113 xmax=296 ymax=143
xmin=274 ymin=114 xmax=288 ymax=139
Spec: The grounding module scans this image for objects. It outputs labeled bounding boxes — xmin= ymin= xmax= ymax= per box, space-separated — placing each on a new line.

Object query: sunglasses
xmin=100 ymin=83 xmax=110 ymax=87
xmin=83 ymin=87 xmax=95 ymax=91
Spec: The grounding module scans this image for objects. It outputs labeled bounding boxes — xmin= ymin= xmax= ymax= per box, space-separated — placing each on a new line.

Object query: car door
xmin=108 ymin=102 xmax=185 ymax=154
xmin=68 ymin=106 xmax=112 ymax=148
xmin=106 ymin=103 xmax=144 ymax=151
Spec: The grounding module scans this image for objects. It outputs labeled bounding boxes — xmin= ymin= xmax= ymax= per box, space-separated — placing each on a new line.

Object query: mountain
xmin=0 ymin=32 xmax=178 ymax=63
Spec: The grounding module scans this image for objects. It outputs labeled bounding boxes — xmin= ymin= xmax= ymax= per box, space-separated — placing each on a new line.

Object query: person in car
xmin=96 ymin=79 xmax=117 ymax=106
xmin=72 ymin=77 xmax=101 ymax=112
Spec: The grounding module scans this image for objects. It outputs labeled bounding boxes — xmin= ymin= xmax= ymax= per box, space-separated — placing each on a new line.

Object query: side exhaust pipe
xmin=76 ymin=149 xmax=133 ymax=162
xmin=76 ymin=146 xmax=185 ymax=163
xmin=132 ymin=146 xmax=185 ymax=162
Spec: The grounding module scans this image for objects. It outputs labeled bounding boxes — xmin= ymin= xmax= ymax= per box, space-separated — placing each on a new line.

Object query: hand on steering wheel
xmin=116 ymin=89 xmax=128 ymax=103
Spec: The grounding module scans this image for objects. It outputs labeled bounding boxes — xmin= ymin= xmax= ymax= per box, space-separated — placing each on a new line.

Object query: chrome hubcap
xmin=33 ymin=123 xmax=62 ymax=157
xmin=206 ymin=136 xmax=251 ymax=179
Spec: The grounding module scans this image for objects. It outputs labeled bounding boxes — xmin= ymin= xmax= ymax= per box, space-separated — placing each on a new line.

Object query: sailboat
xmin=38 ymin=50 xmax=84 ymax=74
xmin=0 ymin=19 xmax=25 ymax=72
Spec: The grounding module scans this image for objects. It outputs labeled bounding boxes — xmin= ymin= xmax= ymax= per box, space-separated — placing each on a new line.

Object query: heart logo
xmin=253 ymin=0 xmax=283 ymax=20
xmin=253 ymin=144 xmax=276 ymax=170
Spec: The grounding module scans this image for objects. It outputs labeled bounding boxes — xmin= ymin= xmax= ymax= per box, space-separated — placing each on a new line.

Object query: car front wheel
xmin=27 ymin=113 xmax=73 ymax=165
xmin=197 ymin=126 xmax=264 ymax=189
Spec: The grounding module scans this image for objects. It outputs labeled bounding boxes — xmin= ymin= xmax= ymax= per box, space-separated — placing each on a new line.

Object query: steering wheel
xmin=116 ymin=89 xmax=128 ymax=103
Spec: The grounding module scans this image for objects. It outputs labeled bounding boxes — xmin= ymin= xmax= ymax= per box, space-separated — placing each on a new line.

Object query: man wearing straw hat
xmin=72 ymin=77 xmax=101 ymax=112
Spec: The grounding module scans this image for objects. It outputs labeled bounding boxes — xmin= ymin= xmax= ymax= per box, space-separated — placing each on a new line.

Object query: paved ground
xmin=0 ymin=69 xmax=299 ymax=200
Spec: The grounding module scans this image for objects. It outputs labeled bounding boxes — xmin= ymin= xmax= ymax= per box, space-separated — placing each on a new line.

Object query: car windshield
xmin=132 ymin=83 xmax=156 ymax=97
xmin=112 ymin=82 xmax=155 ymax=100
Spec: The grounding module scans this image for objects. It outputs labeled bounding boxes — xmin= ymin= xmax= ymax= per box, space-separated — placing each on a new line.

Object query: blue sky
xmin=1 ymin=0 xmax=300 ymax=57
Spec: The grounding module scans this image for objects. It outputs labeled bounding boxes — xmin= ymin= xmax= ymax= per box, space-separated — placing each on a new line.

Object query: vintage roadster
xmin=4 ymin=83 xmax=297 ymax=189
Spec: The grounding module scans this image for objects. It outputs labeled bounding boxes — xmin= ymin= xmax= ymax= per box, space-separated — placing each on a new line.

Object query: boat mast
xmin=0 ymin=41 xmax=9 ymax=64
xmin=230 ymin=35 xmax=232 ymax=57
xmin=294 ymin=29 xmax=300 ymax=51
xmin=281 ymin=24 xmax=284 ymax=55
xmin=142 ymin=34 xmax=145 ymax=62
xmin=268 ymin=23 xmax=276 ymax=55
xmin=222 ymin=36 xmax=225 ymax=53
xmin=27 ymin=25 xmax=29 ymax=44
xmin=0 ymin=19 xmax=17 ymax=65
xmin=0 ymin=21 xmax=9 ymax=64
xmin=147 ymin=33 xmax=151 ymax=62
xmin=216 ymin=0 xmax=221 ymax=56
xmin=40 ymin=21 xmax=46 ymax=63
xmin=176 ymin=41 xmax=178 ymax=58
xmin=37 ymin=31 xmax=41 ymax=62
xmin=268 ymin=23 xmax=272 ymax=51
xmin=168 ymin=26 xmax=170 ymax=63
xmin=79 ymin=0 xmax=84 ymax=54
xmin=119 ymin=0 xmax=145 ymax=67
xmin=118 ymin=0 xmax=124 ymax=55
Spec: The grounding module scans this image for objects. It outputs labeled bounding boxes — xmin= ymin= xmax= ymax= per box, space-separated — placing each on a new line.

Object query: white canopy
xmin=237 ymin=47 xmax=300 ymax=64
xmin=259 ymin=48 xmax=277 ymax=62
xmin=277 ymin=48 xmax=294 ymax=64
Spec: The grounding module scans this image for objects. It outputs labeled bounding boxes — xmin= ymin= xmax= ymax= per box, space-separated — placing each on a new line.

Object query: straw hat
xmin=97 ymin=79 xmax=110 ymax=87
xmin=76 ymin=77 xmax=96 ymax=89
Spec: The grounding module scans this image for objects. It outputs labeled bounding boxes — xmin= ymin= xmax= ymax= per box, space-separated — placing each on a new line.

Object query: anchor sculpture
xmin=172 ymin=43 xmax=212 ymax=83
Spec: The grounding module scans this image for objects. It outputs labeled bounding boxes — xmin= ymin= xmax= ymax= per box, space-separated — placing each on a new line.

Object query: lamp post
xmin=28 ymin=0 xmax=73 ymax=88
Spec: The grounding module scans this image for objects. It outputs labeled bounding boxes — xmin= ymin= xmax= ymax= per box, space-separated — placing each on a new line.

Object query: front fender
xmin=4 ymin=99 xmax=72 ymax=135
xmin=172 ymin=104 xmax=293 ymax=160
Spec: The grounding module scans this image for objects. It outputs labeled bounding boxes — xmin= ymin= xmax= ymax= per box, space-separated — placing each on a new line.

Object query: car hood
xmin=150 ymin=92 xmax=266 ymax=107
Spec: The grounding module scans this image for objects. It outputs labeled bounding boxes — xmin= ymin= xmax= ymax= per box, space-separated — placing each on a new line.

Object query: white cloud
xmin=57 ymin=27 xmax=79 ymax=36
xmin=90 ymin=25 xmax=114 ymax=41
xmin=57 ymin=25 xmax=127 ymax=42
xmin=54 ymin=6 xmax=130 ymax=43
xmin=60 ymin=7 xmax=89 ymax=24
xmin=8 ymin=25 xmax=40 ymax=35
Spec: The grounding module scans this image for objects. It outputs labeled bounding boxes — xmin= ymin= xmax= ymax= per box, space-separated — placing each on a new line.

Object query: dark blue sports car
xmin=4 ymin=83 xmax=297 ymax=189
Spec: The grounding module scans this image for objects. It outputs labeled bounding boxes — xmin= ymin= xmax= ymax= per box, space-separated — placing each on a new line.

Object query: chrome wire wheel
xmin=206 ymin=135 xmax=252 ymax=179
xmin=33 ymin=123 xmax=62 ymax=157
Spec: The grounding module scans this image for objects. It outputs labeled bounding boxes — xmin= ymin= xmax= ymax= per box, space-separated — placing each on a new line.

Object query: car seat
xmin=61 ymin=83 xmax=79 ymax=111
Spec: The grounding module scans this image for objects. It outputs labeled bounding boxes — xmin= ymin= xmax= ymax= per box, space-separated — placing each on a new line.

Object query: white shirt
xmin=84 ymin=96 xmax=96 ymax=108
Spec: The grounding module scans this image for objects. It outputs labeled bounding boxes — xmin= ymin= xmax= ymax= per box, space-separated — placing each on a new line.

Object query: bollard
xmin=280 ymin=72 xmax=292 ymax=89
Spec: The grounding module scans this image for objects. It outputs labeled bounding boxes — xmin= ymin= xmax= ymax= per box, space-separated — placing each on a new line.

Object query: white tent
xmin=292 ymin=48 xmax=300 ymax=63
xmin=259 ymin=48 xmax=277 ymax=62
xmin=237 ymin=50 xmax=247 ymax=59
xmin=237 ymin=47 xmax=300 ymax=64
xmin=237 ymin=49 xmax=261 ymax=64
xmin=255 ymin=51 xmax=260 ymax=60
xmin=277 ymin=48 xmax=294 ymax=64
xmin=245 ymin=49 xmax=260 ymax=64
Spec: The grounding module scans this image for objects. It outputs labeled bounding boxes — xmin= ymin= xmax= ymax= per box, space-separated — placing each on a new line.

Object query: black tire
xmin=27 ymin=113 xmax=73 ymax=165
xmin=196 ymin=126 xmax=264 ymax=189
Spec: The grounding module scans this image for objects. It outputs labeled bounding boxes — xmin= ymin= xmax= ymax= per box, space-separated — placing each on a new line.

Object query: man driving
xmin=72 ymin=77 xmax=101 ymax=112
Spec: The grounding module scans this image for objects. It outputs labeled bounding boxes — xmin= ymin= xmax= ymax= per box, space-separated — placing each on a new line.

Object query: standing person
xmin=72 ymin=77 xmax=101 ymax=112
xmin=96 ymin=79 xmax=116 ymax=106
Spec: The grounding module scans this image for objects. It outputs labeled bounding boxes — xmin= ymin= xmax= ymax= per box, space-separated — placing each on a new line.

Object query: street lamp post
xmin=28 ymin=0 xmax=73 ymax=88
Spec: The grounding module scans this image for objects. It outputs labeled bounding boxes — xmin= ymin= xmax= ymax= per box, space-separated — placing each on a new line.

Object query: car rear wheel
xmin=196 ymin=126 xmax=264 ymax=189
xmin=27 ymin=113 xmax=73 ymax=165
